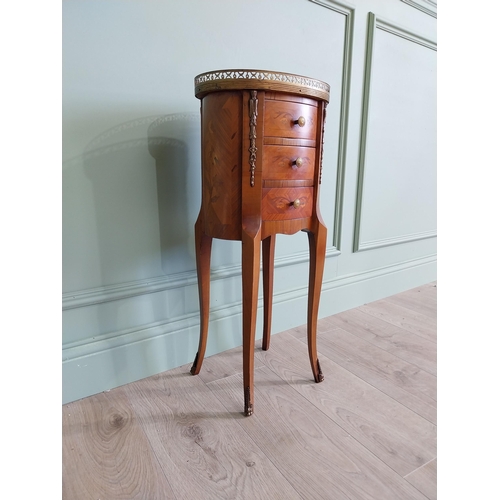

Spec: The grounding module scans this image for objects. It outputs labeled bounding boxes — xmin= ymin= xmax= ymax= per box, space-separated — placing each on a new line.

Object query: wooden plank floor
xmin=63 ymin=282 xmax=437 ymax=499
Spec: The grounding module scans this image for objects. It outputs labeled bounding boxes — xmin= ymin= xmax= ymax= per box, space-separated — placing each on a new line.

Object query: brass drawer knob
xmin=292 ymin=199 xmax=301 ymax=209
xmin=294 ymin=116 xmax=306 ymax=127
xmin=294 ymin=157 xmax=304 ymax=167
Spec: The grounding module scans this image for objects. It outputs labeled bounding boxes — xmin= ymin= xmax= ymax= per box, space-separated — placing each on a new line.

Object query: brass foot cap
xmin=190 ymin=352 xmax=199 ymax=375
xmin=315 ymin=360 xmax=324 ymax=382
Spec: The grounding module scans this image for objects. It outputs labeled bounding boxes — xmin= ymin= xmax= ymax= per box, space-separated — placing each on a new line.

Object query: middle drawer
xmin=262 ymin=145 xmax=316 ymax=181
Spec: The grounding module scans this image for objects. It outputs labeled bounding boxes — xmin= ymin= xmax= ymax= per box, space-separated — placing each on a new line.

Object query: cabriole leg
xmin=306 ymin=219 xmax=327 ymax=383
xmin=191 ymin=213 xmax=212 ymax=376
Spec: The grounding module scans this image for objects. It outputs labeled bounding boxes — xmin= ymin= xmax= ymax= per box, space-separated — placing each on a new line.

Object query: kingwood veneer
xmin=191 ymin=69 xmax=330 ymax=416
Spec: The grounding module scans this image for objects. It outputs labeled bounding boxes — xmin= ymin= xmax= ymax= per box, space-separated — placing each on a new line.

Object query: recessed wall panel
xmin=356 ymin=16 xmax=437 ymax=251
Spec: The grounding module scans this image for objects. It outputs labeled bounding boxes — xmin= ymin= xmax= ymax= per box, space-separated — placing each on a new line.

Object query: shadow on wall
xmin=147 ymin=114 xmax=200 ymax=275
xmin=62 ymin=112 xmax=244 ymax=401
xmin=64 ymin=110 xmax=241 ymax=296
xmin=80 ymin=113 xmax=202 ymax=287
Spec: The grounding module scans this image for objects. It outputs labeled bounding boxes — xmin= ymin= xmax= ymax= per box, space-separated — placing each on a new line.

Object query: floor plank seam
xmin=255 ymin=345 xmax=435 ymax=487
xmin=205 ymin=369 xmax=307 ymax=500
xmin=380 ymin=300 xmax=437 ymax=321
xmin=356 ymin=307 xmax=437 ymax=345
xmin=321 ymin=323 xmax=437 ymax=379
xmin=288 ymin=332 xmax=437 ymax=425
xmin=403 ymin=456 xmax=437 ymax=479
xmin=293 ymin=313 xmax=437 ymax=378
xmin=403 ymin=481 xmax=433 ymax=500
xmin=124 ymin=389 xmax=181 ymax=500
xmin=316 ymin=325 xmax=437 ymax=378
xmin=63 ymin=283 xmax=436 ymax=500
xmin=207 ymin=363 xmax=404 ymax=500
xmin=205 ymin=370 xmax=246 ymax=389
xmin=317 ymin=356 xmax=437 ymax=427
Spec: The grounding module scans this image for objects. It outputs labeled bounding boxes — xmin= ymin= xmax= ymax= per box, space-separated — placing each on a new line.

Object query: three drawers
xmin=262 ymin=95 xmax=318 ymax=221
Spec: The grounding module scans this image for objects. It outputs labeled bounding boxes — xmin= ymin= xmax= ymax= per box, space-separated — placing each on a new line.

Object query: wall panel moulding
xmin=353 ymin=12 xmax=437 ymax=252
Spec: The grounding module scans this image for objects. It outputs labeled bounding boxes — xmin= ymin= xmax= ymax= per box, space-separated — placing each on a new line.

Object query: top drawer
xmin=264 ymin=100 xmax=318 ymax=140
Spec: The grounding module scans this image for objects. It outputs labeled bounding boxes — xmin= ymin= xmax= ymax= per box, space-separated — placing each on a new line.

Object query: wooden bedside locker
xmin=190 ymin=69 xmax=330 ymax=416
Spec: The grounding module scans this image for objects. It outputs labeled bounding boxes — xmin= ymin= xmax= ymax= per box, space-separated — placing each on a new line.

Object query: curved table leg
xmin=307 ymin=218 xmax=327 ymax=383
xmin=262 ymin=234 xmax=276 ymax=351
xmin=190 ymin=213 xmax=212 ymax=376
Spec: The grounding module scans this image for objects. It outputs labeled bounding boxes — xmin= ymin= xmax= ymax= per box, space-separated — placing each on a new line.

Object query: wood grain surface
xmin=210 ymin=366 xmax=428 ymax=500
xmin=265 ymin=91 xmax=319 ymax=106
xmin=315 ymin=328 xmax=437 ymax=425
xmin=262 ymin=187 xmax=313 ymax=220
xmin=405 ymin=458 xmax=437 ymax=500
xmin=62 ymin=390 xmax=176 ymax=499
xmin=124 ymin=368 xmax=301 ymax=500
xmin=262 ymin=145 xmax=315 ymax=180
xmin=261 ymin=217 xmax=312 ymax=238
xmin=263 ymin=100 xmax=317 ymax=140
xmin=63 ymin=283 xmax=437 ymax=500
xmin=194 ymin=84 xmax=327 ymax=416
xmin=200 ymin=91 xmax=242 ymax=240
xmin=359 ymin=299 xmax=437 ymax=343
xmin=257 ymin=332 xmax=436 ymax=476
xmin=263 ymin=136 xmax=317 ymax=147
xmin=327 ymin=308 xmax=437 ymax=376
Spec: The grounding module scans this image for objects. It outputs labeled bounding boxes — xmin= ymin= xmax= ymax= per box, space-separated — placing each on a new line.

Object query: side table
xmin=190 ymin=69 xmax=330 ymax=416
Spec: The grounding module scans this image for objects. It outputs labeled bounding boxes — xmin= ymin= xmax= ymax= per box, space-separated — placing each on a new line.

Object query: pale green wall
xmin=62 ymin=0 xmax=437 ymax=403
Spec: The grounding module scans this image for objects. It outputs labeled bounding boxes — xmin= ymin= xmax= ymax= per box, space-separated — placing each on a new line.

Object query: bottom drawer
xmin=262 ymin=187 xmax=313 ymax=221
